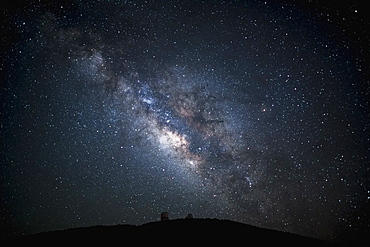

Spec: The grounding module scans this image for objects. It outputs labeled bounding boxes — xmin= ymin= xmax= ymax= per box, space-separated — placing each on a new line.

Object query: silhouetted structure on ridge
xmin=185 ymin=213 xmax=193 ymax=219
xmin=160 ymin=212 xmax=169 ymax=221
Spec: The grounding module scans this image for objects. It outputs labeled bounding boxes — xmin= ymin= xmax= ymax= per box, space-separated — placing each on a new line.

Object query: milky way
xmin=1 ymin=0 xmax=369 ymax=244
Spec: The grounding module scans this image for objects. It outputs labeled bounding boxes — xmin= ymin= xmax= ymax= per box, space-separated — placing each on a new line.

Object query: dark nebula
xmin=1 ymin=0 xmax=369 ymax=244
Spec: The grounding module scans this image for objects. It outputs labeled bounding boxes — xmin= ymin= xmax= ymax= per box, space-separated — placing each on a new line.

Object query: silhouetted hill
xmin=10 ymin=218 xmax=337 ymax=245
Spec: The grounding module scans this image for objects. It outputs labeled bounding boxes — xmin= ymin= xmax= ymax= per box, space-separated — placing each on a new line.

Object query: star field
xmin=1 ymin=0 xmax=369 ymax=244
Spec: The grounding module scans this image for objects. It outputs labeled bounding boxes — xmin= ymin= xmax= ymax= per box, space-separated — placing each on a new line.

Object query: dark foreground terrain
xmin=10 ymin=219 xmax=337 ymax=245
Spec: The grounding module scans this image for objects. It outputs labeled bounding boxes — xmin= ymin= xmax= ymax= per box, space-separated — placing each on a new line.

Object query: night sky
xmin=1 ymin=0 xmax=369 ymax=243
